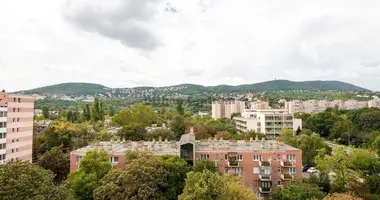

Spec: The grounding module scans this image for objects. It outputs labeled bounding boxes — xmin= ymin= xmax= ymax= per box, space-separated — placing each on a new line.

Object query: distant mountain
xmin=19 ymin=83 xmax=108 ymax=95
xmin=18 ymin=80 xmax=370 ymax=96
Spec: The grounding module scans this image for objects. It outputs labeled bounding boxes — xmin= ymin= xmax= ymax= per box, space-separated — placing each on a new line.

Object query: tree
xmin=147 ymin=128 xmax=176 ymax=140
xmin=350 ymin=148 xmax=380 ymax=176
xmin=372 ymin=135 xmax=380 ymax=155
xmin=193 ymin=160 xmax=219 ymax=173
xmin=69 ymin=150 xmax=112 ymax=200
xmin=93 ymin=154 xmax=169 ymax=200
xmin=364 ymin=175 xmax=380 ymax=196
xmin=272 ymin=181 xmax=325 ymax=200
xmin=305 ymin=112 xmax=341 ymax=137
xmin=323 ymin=193 xmax=363 ymax=200
xmin=178 ymin=170 xmax=257 ymax=200
xmin=330 ymin=120 xmax=354 ymax=143
xmin=83 ymin=104 xmax=91 ymax=121
xmin=215 ymin=131 xmax=232 ymax=140
xmin=294 ymin=112 xmax=311 ymax=122
xmin=158 ymin=155 xmax=190 ymax=200
xmin=66 ymin=110 xmax=74 ymax=122
xmin=116 ymin=123 xmax=147 ymax=141
xmin=37 ymin=146 xmax=70 ymax=183
xmin=110 ymin=104 xmax=158 ymax=127
xmin=0 ymin=161 xmax=56 ymax=200
xmin=315 ymin=146 xmax=351 ymax=193
xmin=91 ymin=97 xmax=104 ymax=122
xmin=307 ymin=172 xmax=331 ymax=194
xmin=193 ymin=124 xmax=210 ymax=140
xmin=42 ymin=106 xmax=50 ymax=119
xmin=171 ymin=114 xmax=186 ymax=139
xmin=176 ymin=99 xmax=185 ymax=115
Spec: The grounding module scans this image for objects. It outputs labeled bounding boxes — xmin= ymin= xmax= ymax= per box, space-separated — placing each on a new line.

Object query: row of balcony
xmin=225 ymin=160 xmax=295 ymax=167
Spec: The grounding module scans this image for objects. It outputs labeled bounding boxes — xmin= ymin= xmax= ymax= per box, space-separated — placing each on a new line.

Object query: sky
xmin=1 ymin=0 xmax=380 ymax=91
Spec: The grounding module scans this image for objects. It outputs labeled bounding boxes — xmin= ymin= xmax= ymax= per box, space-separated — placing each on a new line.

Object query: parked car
xmin=302 ymin=165 xmax=311 ymax=172
xmin=307 ymin=167 xmax=318 ymax=173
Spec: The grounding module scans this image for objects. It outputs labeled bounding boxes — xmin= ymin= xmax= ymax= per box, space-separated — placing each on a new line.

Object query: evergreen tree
xmin=83 ymin=104 xmax=91 ymax=121
xmin=42 ymin=106 xmax=50 ymax=119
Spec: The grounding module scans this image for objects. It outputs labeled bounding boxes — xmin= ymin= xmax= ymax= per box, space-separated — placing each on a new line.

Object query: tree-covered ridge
xmin=19 ymin=80 xmax=370 ymax=96
xmin=19 ymin=82 xmax=108 ymax=95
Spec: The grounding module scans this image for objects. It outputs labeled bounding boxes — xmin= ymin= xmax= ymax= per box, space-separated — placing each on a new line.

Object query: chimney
xmin=189 ymin=127 xmax=194 ymax=135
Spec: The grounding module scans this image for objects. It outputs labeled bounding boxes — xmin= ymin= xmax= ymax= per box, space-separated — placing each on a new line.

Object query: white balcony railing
xmin=0 ymin=117 xmax=7 ymax=122
xmin=281 ymin=160 xmax=296 ymax=167
xmin=0 ymin=107 xmax=7 ymax=112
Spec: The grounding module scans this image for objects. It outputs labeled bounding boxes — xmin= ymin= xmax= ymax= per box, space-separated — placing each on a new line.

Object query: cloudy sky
xmin=1 ymin=0 xmax=380 ymax=91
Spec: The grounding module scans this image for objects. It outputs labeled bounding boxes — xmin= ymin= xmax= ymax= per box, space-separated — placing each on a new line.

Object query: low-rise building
xmin=70 ymin=128 xmax=303 ymax=199
xmin=233 ymin=109 xmax=302 ymax=138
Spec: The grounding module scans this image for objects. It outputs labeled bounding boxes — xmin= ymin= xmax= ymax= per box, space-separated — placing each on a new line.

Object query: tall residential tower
xmin=0 ymin=92 xmax=35 ymax=164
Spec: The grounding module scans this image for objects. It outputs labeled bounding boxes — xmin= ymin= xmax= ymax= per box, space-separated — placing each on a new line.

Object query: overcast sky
xmin=1 ymin=0 xmax=380 ymax=91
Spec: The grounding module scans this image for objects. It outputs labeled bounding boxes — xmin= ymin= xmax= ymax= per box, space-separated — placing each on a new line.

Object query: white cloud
xmin=1 ymin=0 xmax=380 ymax=91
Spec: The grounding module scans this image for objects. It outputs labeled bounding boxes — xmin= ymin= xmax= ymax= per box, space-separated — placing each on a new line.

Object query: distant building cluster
xmin=70 ymin=128 xmax=303 ymax=199
xmin=285 ymin=99 xmax=380 ymax=114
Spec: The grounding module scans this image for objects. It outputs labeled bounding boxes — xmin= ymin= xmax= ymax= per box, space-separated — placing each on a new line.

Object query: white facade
xmin=233 ymin=109 xmax=302 ymax=139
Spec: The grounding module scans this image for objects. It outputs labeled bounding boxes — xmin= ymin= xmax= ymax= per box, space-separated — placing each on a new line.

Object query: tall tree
xmin=37 ymin=146 xmax=70 ymax=183
xmin=116 ymin=123 xmax=147 ymax=141
xmin=94 ymin=154 xmax=169 ymax=200
xmin=176 ymin=99 xmax=185 ymax=115
xmin=42 ymin=106 xmax=50 ymax=119
xmin=83 ymin=104 xmax=91 ymax=121
xmin=69 ymin=150 xmax=112 ymax=200
xmin=193 ymin=160 xmax=219 ymax=173
xmin=171 ymin=114 xmax=186 ymax=139
xmin=91 ymin=97 xmax=104 ymax=122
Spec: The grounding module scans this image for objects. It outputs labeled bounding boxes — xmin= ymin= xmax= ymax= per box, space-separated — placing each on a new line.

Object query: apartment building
xmin=233 ymin=109 xmax=302 ymax=138
xmin=368 ymin=99 xmax=380 ymax=108
xmin=250 ymin=101 xmax=269 ymax=109
xmin=285 ymin=99 xmax=371 ymax=114
xmin=212 ymin=100 xmax=245 ymax=119
xmin=0 ymin=92 xmax=35 ymax=164
xmin=70 ymin=129 xmax=302 ymax=199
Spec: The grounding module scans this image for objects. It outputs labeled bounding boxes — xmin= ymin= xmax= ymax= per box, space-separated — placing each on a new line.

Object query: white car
xmin=307 ymin=167 xmax=318 ymax=173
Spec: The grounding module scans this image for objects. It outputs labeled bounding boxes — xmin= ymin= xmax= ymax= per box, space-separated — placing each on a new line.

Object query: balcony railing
xmin=281 ymin=173 xmax=295 ymax=181
xmin=227 ymin=160 xmax=239 ymax=167
xmin=281 ymin=160 xmax=295 ymax=167
xmin=259 ymin=161 xmax=271 ymax=167
xmin=259 ymin=187 xmax=272 ymax=194
xmin=259 ymin=173 xmax=271 ymax=181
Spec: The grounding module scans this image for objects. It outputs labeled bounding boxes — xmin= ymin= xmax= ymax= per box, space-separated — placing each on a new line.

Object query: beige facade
xmin=368 ymin=99 xmax=380 ymax=108
xmin=234 ymin=109 xmax=302 ymax=139
xmin=212 ymin=100 xmax=245 ymax=119
xmin=250 ymin=101 xmax=269 ymax=109
xmin=0 ymin=92 xmax=35 ymax=164
xmin=285 ymin=99 xmax=371 ymax=114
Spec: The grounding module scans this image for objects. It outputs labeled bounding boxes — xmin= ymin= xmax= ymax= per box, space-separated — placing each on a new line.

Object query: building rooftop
xmin=71 ymin=136 xmax=299 ymax=155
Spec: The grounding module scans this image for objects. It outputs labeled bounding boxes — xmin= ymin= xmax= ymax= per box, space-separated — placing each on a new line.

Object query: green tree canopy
xmin=193 ymin=160 xmax=219 ymax=173
xmin=272 ymin=181 xmax=325 ymax=200
xmin=69 ymin=150 xmax=112 ymax=200
xmin=37 ymin=146 xmax=70 ymax=183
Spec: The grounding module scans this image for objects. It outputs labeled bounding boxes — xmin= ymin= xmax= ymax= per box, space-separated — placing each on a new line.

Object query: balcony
xmin=259 ymin=161 xmax=271 ymax=167
xmin=281 ymin=173 xmax=295 ymax=181
xmin=227 ymin=160 xmax=239 ymax=167
xmin=0 ymin=117 xmax=7 ymax=122
xmin=259 ymin=173 xmax=271 ymax=181
xmin=0 ymin=128 xmax=6 ymax=133
xmin=281 ymin=160 xmax=295 ymax=167
xmin=0 ymin=107 xmax=7 ymax=112
xmin=259 ymin=187 xmax=272 ymax=194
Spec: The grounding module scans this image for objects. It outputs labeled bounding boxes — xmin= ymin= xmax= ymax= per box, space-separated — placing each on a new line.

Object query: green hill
xmin=18 ymin=80 xmax=370 ymax=96
xmin=19 ymin=83 xmax=108 ymax=95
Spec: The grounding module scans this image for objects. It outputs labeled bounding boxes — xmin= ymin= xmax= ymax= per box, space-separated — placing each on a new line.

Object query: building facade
xmin=0 ymin=92 xmax=35 ymax=164
xmin=212 ymin=100 xmax=245 ymax=119
xmin=285 ymin=99 xmax=372 ymax=114
xmin=250 ymin=101 xmax=269 ymax=109
xmin=233 ymin=109 xmax=302 ymax=138
xmin=70 ymin=129 xmax=302 ymax=199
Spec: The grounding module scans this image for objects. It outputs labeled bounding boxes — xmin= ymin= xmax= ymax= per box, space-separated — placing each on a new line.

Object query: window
xmin=238 ymin=154 xmax=243 ymax=161
xmin=12 ymin=139 xmax=14 ymax=143
xmin=13 ymin=98 xmax=16 ymax=102
xmin=200 ymin=154 xmax=210 ymax=160
xmin=0 ymin=143 xmax=6 ymax=149
xmin=253 ymin=155 xmax=261 ymax=161
xmin=277 ymin=167 xmax=281 ymax=173
xmin=16 ymin=128 xmax=19 ymax=132
xmin=277 ymin=154 xmax=280 ymax=160
xmin=12 ymin=128 xmax=15 ymax=132
xmin=0 ymin=154 xmax=5 ymax=160
xmin=234 ymin=167 xmax=243 ymax=175
xmin=13 ymin=108 xmax=15 ymax=112
xmin=0 ymin=133 xmax=6 ymax=139
xmin=288 ymin=167 xmax=296 ymax=174
xmin=17 ymin=118 xmax=19 ymax=122
xmin=253 ymin=167 xmax=260 ymax=174
xmin=18 ymin=98 xmax=21 ymax=103
xmin=110 ymin=157 xmax=119 ymax=163
xmin=16 ymin=148 xmax=18 ymax=152
xmin=12 ymin=118 xmax=15 ymax=122
xmin=17 ymin=108 xmax=20 ymax=112
xmin=16 ymin=138 xmax=19 ymax=142
xmin=11 ymin=149 xmax=14 ymax=153
xmin=287 ymin=155 xmax=296 ymax=161
xmin=224 ymin=154 xmax=228 ymax=160
xmin=278 ymin=181 xmax=281 ymax=186
xmin=76 ymin=156 xmax=83 ymax=162
xmin=216 ymin=154 xmax=219 ymax=161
